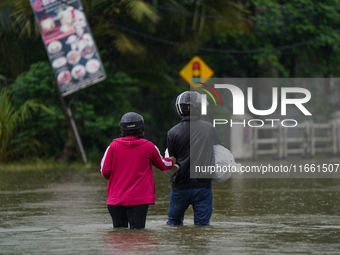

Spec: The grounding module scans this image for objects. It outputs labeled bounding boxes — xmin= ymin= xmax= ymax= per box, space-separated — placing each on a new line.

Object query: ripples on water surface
xmin=0 ymin=160 xmax=340 ymax=254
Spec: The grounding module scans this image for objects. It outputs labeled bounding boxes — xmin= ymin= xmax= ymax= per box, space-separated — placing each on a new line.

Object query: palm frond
xmin=0 ymin=88 xmax=55 ymax=163
xmin=0 ymin=74 xmax=15 ymax=83
xmin=123 ymin=0 xmax=160 ymax=24
xmin=114 ymin=33 xmax=145 ymax=54
xmin=0 ymin=4 xmax=15 ymax=35
xmin=11 ymin=0 xmax=39 ymax=38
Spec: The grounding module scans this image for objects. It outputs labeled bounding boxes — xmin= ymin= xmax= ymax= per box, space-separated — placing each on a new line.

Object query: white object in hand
xmin=212 ymin=144 xmax=242 ymax=183
xmin=163 ymin=148 xmax=179 ymax=177
xmin=164 ymin=164 xmax=179 ymax=177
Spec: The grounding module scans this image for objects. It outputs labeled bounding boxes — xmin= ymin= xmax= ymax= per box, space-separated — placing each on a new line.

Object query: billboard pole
xmin=54 ymin=79 xmax=88 ymax=164
xmin=30 ymin=0 xmax=106 ymax=165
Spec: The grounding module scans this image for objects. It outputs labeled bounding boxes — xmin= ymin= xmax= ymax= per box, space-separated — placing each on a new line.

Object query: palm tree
xmin=0 ymin=88 xmax=54 ymax=163
xmin=0 ymin=0 xmax=41 ymax=79
xmin=0 ymin=0 xmax=253 ymax=162
xmin=0 ymin=0 xmax=161 ymax=77
xmin=88 ymin=0 xmax=161 ymax=55
xmin=147 ymin=0 xmax=252 ymax=49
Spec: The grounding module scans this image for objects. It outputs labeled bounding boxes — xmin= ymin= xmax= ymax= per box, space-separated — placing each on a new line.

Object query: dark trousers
xmin=108 ymin=204 xmax=149 ymax=229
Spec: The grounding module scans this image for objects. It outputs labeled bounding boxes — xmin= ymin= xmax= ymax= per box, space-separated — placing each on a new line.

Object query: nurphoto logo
xmin=193 ymin=79 xmax=313 ymax=128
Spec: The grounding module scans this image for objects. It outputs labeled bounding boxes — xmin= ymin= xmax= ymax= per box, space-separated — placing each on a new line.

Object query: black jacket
xmin=167 ymin=116 xmax=223 ymax=190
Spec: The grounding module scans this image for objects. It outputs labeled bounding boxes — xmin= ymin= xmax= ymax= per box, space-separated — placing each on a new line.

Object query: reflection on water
xmin=104 ymin=230 xmax=157 ymax=255
xmin=0 ymin=162 xmax=340 ymax=254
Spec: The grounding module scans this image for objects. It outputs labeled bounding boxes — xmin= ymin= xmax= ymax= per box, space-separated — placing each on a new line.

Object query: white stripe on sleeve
xmin=100 ymin=146 xmax=110 ymax=176
xmin=154 ymin=145 xmax=173 ymax=167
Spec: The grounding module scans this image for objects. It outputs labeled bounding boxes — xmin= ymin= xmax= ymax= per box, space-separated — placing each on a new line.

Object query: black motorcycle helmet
xmin=119 ymin=112 xmax=144 ymax=138
xmin=175 ymin=91 xmax=202 ymax=118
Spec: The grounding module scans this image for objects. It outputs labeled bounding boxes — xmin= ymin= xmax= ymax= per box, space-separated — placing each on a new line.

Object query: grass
xmin=0 ymin=157 xmax=94 ymax=171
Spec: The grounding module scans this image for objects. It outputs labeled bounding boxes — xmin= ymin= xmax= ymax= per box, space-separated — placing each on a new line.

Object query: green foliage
xmin=0 ymin=0 xmax=46 ymax=79
xmin=0 ymin=87 xmax=54 ymax=163
xmin=69 ymin=69 xmax=143 ymax=156
xmin=8 ymin=62 xmax=65 ymax=157
xmin=210 ymin=0 xmax=340 ymax=77
xmin=2 ymin=0 xmax=340 ymax=163
xmin=8 ymin=61 xmax=176 ymax=162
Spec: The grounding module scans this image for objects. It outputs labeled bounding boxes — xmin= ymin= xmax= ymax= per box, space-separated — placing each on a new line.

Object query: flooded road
xmin=1 ymin=160 xmax=340 ymax=254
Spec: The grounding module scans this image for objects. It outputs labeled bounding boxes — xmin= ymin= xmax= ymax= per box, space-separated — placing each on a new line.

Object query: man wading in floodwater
xmin=166 ymin=91 xmax=223 ymax=225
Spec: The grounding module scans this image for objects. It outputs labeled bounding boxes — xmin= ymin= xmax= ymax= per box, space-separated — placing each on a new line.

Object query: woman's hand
xmin=169 ymin=156 xmax=176 ymax=164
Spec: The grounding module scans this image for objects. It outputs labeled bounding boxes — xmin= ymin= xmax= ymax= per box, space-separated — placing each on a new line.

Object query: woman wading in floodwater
xmin=100 ymin=112 xmax=176 ymax=229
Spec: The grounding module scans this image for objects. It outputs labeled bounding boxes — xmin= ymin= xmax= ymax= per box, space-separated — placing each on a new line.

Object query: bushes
xmin=0 ymin=87 xmax=54 ymax=163
xmin=7 ymin=61 xmax=172 ymax=163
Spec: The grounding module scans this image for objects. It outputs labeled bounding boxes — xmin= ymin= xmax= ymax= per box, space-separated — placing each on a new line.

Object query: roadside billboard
xmin=30 ymin=0 xmax=106 ymax=96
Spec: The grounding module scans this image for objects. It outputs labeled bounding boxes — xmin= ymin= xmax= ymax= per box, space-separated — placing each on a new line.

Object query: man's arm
xmin=212 ymin=127 xmax=223 ymax=146
xmin=167 ymin=131 xmax=175 ymax=158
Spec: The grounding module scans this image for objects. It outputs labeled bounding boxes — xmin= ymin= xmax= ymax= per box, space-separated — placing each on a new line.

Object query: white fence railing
xmin=251 ymin=121 xmax=339 ymax=160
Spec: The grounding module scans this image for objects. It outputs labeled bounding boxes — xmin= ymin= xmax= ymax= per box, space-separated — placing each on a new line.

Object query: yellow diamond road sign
xmin=179 ymin=56 xmax=214 ymax=87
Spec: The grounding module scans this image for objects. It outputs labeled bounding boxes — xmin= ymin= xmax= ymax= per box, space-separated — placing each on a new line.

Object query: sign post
xmin=54 ymin=79 xmax=87 ymax=163
xmin=30 ymin=0 xmax=106 ymax=164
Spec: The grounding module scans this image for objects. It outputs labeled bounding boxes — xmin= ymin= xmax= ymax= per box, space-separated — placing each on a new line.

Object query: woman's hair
xmin=127 ymin=133 xmax=144 ymax=139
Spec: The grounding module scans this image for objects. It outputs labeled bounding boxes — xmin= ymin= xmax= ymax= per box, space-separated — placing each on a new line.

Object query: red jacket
xmin=100 ymin=136 xmax=173 ymax=206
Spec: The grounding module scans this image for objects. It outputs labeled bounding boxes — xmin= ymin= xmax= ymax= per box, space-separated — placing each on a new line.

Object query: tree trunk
xmin=56 ymin=128 xmax=76 ymax=163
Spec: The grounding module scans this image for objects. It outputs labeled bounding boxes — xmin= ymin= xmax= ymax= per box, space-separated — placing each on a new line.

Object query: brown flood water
xmin=0 ymin=159 xmax=340 ymax=254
